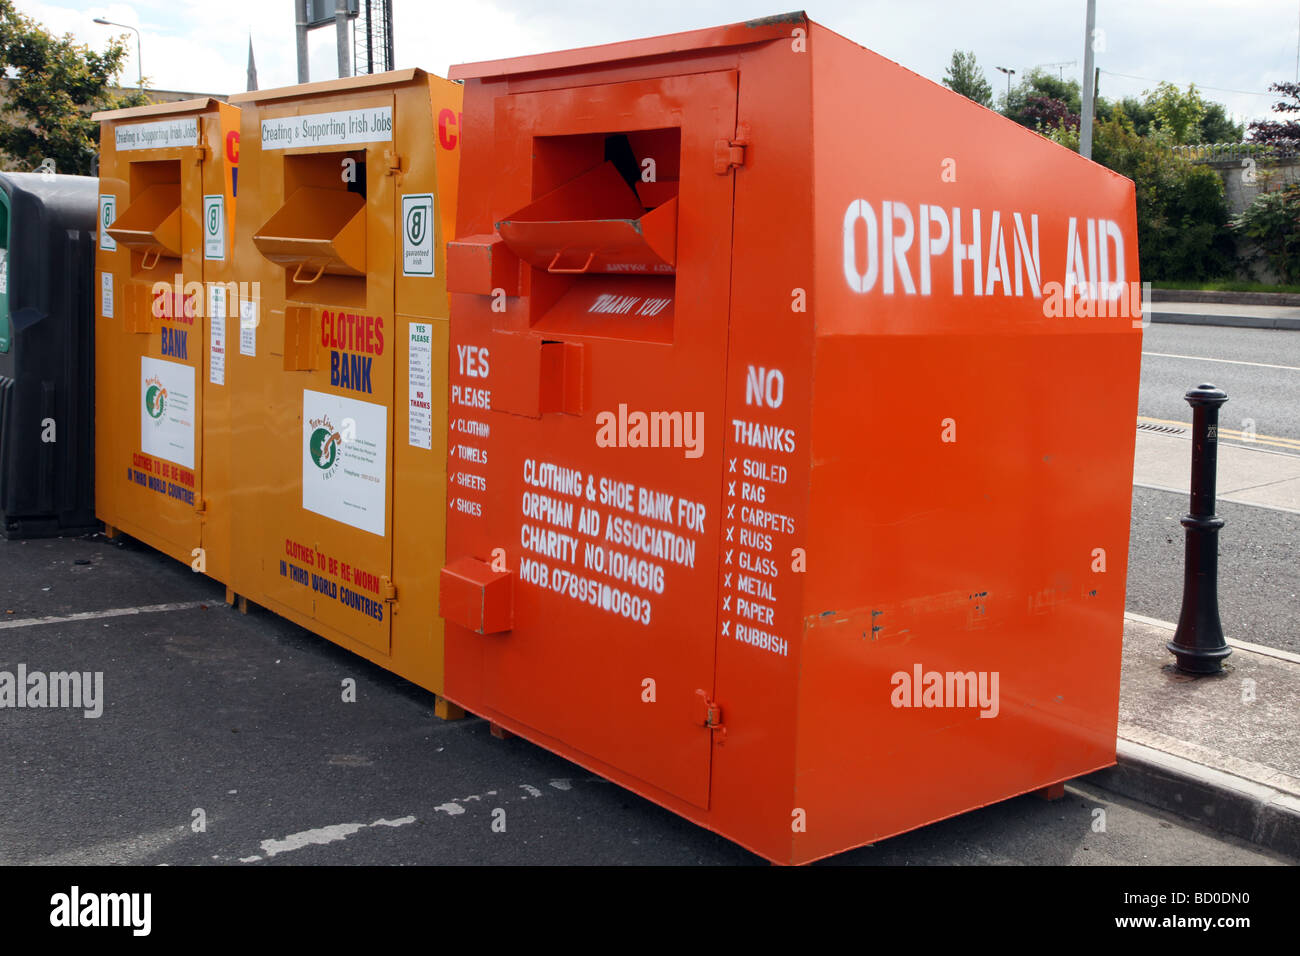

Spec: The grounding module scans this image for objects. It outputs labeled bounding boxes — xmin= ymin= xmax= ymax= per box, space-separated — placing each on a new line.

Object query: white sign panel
xmin=302 ymin=389 xmax=387 ymax=537
xmin=209 ymin=286 xmax=226 ymax=386
xmin=408 ymin=322 xmax=433 ymax=449
xmin=239 ymin=299 xmax=257 ymax=357
xmin=115 ymin=118 xmax=200 ymax=151
xmin=401 ymin=194 xmax=435 ymax=276
xmin=141 ymin=356 xmax=195 ymax=469
xmin=99 ymin=195 xmax=117 ymax=251
xmin=203 ymin=195 xmax=226 ymax=260
xmin=262 ymin=107 xmax=393 ymax=150
xmin=101 ymin=272 xmax=114 ymax=319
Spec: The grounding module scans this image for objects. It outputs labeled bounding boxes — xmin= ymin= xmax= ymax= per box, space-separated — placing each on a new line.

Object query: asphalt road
xmin=0 ymin=533 xmax=1289 ymax=866
xmin=1138 ymin=323 xmax=1300 ymax=443
xmin=1128 ymin=324 xmax=1300 ymax=652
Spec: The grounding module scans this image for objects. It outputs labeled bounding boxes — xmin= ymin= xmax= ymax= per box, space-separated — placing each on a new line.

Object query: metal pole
xmin=384 ymin=0 xmax=394 ymax=71
xmin=365 ymin=0 xmax=374 ymax=75
xmin=1081 ymin=0 xmax=1097 ymax=159
xmin=296 ymin=0 xmax=310 ymax=83
xmin=1168 ymin=384 xmax=1232 ymax=675
xmin=92 ymin=19 xmax=143 ymax=91
xmin=336 ymin=0 xmax=351 ymax=78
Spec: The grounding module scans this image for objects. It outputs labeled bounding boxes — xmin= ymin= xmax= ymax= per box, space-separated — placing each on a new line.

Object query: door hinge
xmin=694 ymin=689 xmax=724 ymax=730
xmin=380 ymin=576 xmax=397 ymax=601
xmin=185 ymin=144 xmax=208 ymax=166
xmin=384 ymin=150 xmax=404 ymax=175
xmin=713 ymin=123 xmax=750 ymax=174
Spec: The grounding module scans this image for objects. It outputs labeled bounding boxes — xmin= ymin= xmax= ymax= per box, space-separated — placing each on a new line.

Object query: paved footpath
xmin=1149 ymin=301 xmax=1300 ymax=331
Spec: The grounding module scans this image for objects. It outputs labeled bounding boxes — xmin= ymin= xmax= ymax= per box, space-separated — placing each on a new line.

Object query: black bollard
xmin=1168 ymin=383 xmax=1231 ymax=674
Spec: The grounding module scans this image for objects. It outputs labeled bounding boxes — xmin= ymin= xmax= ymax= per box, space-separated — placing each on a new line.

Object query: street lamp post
xmin=92 ymin=17 xmax=143 ymax=92
xmin=995 ymin=66 xmax=1016 ymax=102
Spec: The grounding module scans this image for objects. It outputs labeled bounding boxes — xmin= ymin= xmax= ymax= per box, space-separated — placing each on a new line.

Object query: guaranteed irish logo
xmin=406 ymin=204 xmax=426 ymax=248
xmin=401 ymin=194 xmax=434 ymax=276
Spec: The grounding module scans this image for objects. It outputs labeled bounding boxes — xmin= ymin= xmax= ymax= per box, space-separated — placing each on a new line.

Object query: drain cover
xmin=1137 ymin=421 xmax=1190 ymax=436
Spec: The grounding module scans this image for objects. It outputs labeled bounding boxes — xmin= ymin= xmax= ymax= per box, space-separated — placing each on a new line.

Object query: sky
xmin=16 ymin=0 xmax=1300 ymax=127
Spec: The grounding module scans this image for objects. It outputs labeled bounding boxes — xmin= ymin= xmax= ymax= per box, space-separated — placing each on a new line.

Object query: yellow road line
xmin=1137 ymin=416 xmax=1300 ymax=451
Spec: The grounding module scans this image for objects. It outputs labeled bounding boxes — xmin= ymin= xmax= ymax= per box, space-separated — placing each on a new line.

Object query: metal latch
xmin=713 ymin=123 xmax=750 ymax=174
xmin=380 ymin=576 xmax=397 ymax=601
xmin=384 ymin=150 xmax=403 ymax=175
xmin=694 ymin=689 xmax=724 ymax=730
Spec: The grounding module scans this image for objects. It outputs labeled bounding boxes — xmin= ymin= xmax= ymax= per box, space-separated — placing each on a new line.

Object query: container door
xmin=249 ymin=94 xmax=397 ymax=655
xmin=446 ymin=71 xmax=739 ymax=809
xmin=104 ymin=150 xmax=205 ymax=565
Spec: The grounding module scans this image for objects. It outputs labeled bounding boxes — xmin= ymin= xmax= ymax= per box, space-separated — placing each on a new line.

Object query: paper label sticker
xmin=99 ymin=195 xmax=117 ymax=251
xmin=262 ymin=107 xmax=393 ymax=150
xmin=401 ymin=194 xmax=435 ymax=276
xmin=141 ymin=356 xmax=195 ymax=468
xmin=239 ymin=299 xmax=257 ymax=357
xmin=203 ymin=195 xmax=226 ymax=260
xmin=209 ymin=286 xmax=226 ymax=386
xmin=408 ymin=322 xmax=433 ymax=448
xmin=101 ymin=272 xmax=114 ymax=319
xmin=115 ymin=118 xmax=200 ymax=151
xmin=302 ymin=389 xmax=387 ymax=537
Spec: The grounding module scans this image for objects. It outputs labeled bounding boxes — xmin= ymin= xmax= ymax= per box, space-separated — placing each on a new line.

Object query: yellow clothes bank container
xmin=94 ymin=98 xmax=240 ymax=582
xmin=227 ymin=70 xmax=461 ymax=705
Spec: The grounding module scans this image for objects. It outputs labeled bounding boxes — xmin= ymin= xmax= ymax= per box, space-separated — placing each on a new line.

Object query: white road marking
xmin=431 ymin=789 xmax=499 ymax=817
xmin=242 ymin=815 xmax=416 ymax=862
xmin=1142 ymin=351 xmax=1300 ymax=372
xmin=0 ymin=601 xmax=209 ymax=630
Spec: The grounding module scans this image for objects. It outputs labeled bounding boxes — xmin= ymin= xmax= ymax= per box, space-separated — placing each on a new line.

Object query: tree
xmin=1200 ymin=102 xmax=1243 ymax=143
xmin=1002 ymin=69 xmax=1082 ymax=125
xmin=942 ymin=50 xmax=993 ymax=108
xmin=1143 ymin=81 xmax=1206 ymax=145
xmin=1089 ymin=111 xmax=1234 ymax=281
xmin=1098 ymin=96 xmax=1157 ymax=137
xmin=0 ymin=0 xmax=147 ymax=174
xmin=1231 ymin=184 xmax=1300 ymax=283
xmin=1247 ymin=81 xmax=1300 ymax=146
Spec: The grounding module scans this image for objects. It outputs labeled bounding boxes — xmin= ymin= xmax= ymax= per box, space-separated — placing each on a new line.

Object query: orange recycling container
xmin=94 ymin=98 xmax=240 ymax=582
xmin=226 ymin=70 xmax=462 ymax=705
xmin=440 ymin=13 xmax=1143 ymax=864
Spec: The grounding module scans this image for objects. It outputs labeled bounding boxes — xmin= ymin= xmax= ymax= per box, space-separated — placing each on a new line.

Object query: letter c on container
xmin=843 ymin=200 xmax=878 ymax=293
xmin=438 ymin=109 xmax=459 ymax=150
